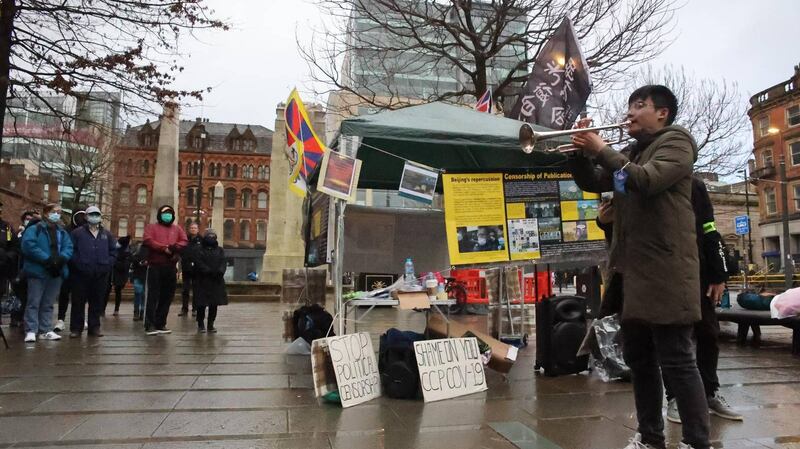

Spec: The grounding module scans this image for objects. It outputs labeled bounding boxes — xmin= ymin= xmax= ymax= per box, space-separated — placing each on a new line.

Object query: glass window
xmin=794 ymin=185 xmax=800 ymax=210
xmin=225 ymin=188 xmax=236 ymax=208
xmin=225 ymin=164 xmax=233 ymax=178
xmin=241 ymin=189 xmax=252 ymax=208
xmin=791 ymin=141 xmax=800 ymax=166
xmin=257 ymin=191 xmax=268 ymax=209
xmin=119 ymin=185 xmax=130 ymax=206
xmin=240 ymin=220 xmax=251 ymax=240
xmin=256 ymin=221 xmax=267 ymax=241
xmin=187 ymin=187 xmax=197 ymax=206
xmin=258 ymin=165 xmax=267 ymax=180
xmin=788 ymin=105 xmax=800 ymax=127
xmin=762 ymin=148 xmax=773 ymax=168
xmin=759 ymin=117 xmax=770 ymax=137
xmin=765 ymin=188 xmax=777 ymax=215
xmin=224 ymin=219 xmax=234 ymax=240
xmin=136 ymin=186 xmax=147 ymax=205
xmin=134 ymin=218 xmax=145 ymax=238
xmin=118 ymin=217 xmax=128 ymax=237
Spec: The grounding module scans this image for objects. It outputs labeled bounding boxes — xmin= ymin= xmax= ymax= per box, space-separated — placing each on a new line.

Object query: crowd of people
xmin=0 ymin=202 xmax=228 ymax=343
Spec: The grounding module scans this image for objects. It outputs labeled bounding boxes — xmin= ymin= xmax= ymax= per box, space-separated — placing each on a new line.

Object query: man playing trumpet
xmin=567 ymin=85 xmax=709 ymax=449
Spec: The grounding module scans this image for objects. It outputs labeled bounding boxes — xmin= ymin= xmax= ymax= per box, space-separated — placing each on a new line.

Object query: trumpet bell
xmin=519 ymin=123 xmax=537 ymax=154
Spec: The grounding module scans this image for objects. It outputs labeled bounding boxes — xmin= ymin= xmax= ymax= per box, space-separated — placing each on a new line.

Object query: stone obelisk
xmin=260 ymin=101 xmax=326 ymax=283
xmin=150 ymin=103 xmax=180 ymax=222
xmin=211 ymin=181 xmax=224 ymax=247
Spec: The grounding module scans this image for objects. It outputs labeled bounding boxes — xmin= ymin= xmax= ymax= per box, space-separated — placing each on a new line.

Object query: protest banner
xmin=413 ymin=337 xmax=488 ymax=402
xmin=326 ymin=332 xmax=381 ymax=408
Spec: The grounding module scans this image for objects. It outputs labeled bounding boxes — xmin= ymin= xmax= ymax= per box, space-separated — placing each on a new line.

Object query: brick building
xmin=0 ymin=162 xmax=61 ymax=228
xmin=111 ymin=118 xmax=273 ymax=280
xmin=747 ymin=63 xmax=800 ymax=271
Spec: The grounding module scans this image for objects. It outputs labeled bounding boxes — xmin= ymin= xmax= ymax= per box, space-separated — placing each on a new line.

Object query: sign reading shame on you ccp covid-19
xmin=413 ymin=337 xmax=487 ymax=402
xmin=326 ymin=333 xmax=381 ymax=408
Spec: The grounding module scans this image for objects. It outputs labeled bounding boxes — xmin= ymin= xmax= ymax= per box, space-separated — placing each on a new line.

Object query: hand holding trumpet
xmin=571 ymin=117 xmax=608 ymax=156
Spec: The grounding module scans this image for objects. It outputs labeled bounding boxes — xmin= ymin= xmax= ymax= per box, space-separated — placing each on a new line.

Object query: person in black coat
xmin=110 ymin=236 xmax=132 ymax=316
xmin=193 ymin=229 xmax=227 ymax=333
xmin=179 ymin=222 xmax=203 ymax=317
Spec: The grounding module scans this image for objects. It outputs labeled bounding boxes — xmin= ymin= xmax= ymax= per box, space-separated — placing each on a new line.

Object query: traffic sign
xmin=734 ymin=215 xmax=750 ymax=235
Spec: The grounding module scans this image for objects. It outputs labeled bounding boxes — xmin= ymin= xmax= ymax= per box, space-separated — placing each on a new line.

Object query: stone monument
xmin=150 ymin=102 xmax=180 ymax=222
xmin=260 ymin=101 xmax=326 ymax=283
xmin=211 ymin=181 xmax=224 ymax=247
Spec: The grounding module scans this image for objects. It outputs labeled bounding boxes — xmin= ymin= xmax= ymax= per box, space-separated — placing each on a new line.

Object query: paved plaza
xmin=0 ymin=301 xmax=799 ymax=449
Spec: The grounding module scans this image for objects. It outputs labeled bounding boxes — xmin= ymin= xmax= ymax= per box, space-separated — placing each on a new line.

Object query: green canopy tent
xmin=333 ymin=102 xmax=570 ymax=190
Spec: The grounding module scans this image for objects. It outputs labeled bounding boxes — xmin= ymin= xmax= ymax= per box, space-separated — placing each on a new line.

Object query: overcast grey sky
xmin=172 ymin=0 xmax=799 ymax=132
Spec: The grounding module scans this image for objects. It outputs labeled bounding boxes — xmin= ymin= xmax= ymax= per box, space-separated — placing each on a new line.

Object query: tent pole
xmin=333 ymin=198 xmax=346 ymax=335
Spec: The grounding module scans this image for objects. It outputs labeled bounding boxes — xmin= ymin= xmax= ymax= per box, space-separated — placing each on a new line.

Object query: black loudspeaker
xmin=575 ymin=266 xmax=601 ymax=319
xmin=535 ymin=295 xmax=589 ymax=376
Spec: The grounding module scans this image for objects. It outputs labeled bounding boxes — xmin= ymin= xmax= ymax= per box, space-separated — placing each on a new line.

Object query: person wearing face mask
xmin=9 ymin=210 xmax=38 ymax=330
xmin=20 ymin=203 xmax=73 ymax=343
xmin=68 ymin=206 xmax=117 ymax=338
xmin=192 ymin=230 xmax=228 ymax=333
xmin=473 ymin=228 xmax=495 ymax=252
xmin=142 ymin=205 xmax=188 ymax=335
xmin=54 ymin=208 xmax=88 ymax=332
xmin=179 ymin=222 xmax=202 ymax=317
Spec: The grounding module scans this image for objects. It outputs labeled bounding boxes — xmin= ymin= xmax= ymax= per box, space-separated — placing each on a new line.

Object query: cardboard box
xmin=392 ymin=290 xmax=430 ymax=310
xmin=426 ymin=314 xmax=517 ymax=374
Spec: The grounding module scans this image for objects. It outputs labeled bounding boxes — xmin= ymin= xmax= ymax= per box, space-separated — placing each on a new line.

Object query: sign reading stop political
xmin=414 ymin=338 xmax=487 ymax=402
xmin=326 ymin=333 xmax=381 ymax=408
xmin=735 ymin=215 xmax=750 ymax=235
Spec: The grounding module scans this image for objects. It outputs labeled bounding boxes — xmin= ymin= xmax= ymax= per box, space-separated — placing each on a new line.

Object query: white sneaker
xmin=53 ymin=320 xmax=65 ymax=332
xmin=623 ymin=433 xmax=659 ymax=449
xmin=677 ymin=443 xmax=696 ymax=449
xmin=40 ymin=331 xmax=62 ymax=341
xmin=24 ymin=332 xmax=36 ymax=343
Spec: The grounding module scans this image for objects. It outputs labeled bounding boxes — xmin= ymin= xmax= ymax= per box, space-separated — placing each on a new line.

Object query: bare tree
xmin=0 ymin=0 xmax=228 ymax=153
xmin=592 ymin=65 xmax=750 ymax=176
xmin=301 ymin=0 xmax=678 ymax=113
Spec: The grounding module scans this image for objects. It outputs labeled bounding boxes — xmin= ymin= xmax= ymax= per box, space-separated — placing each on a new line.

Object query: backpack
xmin=292 ymin=304 xmax=334 ymax=344
xmin=378 ymin=328 xmax=425 ymax=399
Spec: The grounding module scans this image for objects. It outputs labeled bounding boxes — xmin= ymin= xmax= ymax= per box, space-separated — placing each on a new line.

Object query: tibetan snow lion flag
xmin=286 ymin=89 xmax=327 ymax=197
xmin=475 ymin=88 xmax=492 ymax=113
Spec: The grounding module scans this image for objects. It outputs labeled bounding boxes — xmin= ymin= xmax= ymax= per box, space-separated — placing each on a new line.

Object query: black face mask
xmin=203 ymin=235 xmax=218 ymax=247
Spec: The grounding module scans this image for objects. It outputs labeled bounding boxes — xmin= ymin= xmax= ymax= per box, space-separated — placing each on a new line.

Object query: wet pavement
xmin=1 ymin=301 xmax=799 ymax=449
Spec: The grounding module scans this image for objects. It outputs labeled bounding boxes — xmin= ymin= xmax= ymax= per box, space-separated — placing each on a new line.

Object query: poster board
xmin=304 ymin=190 xmax=335 ymax=267
xmin=442 ymin=168 xmax=606 ymax=266
xmin=413 ymin=337 xmax=488 ymax=402
xmin=398 ymin=161 xmax=439 ymax=204
xmin=317 ymin=150 xmax=362 ymax=202
xmin=326 ymin=333 xmax=381 ymax=408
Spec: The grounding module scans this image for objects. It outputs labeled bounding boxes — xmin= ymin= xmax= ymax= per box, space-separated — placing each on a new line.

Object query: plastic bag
xmin=0 ymin=293 xmax=21 ymax=315
xmin=582 ymin=314 xmax=630 ymax=382
xmin=285 ymin=337 xmax=312 ymax=355
xmin=770 ymin=287 xmax=800 ymax=319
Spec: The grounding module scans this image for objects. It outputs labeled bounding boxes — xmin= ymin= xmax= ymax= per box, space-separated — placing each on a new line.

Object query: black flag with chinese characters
xmin=508 ymin=17 xmax=592 ymax=129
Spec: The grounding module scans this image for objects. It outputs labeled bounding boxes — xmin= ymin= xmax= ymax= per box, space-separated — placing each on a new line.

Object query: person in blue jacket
xmin=20 ymin=203 xmax=73 ymax=343
xmin=69 ymin=205 xmax=117 ymax=338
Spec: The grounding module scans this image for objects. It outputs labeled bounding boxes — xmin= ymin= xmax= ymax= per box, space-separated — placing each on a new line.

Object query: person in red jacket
xmin=142 ymin=205 xmax=188 ymax=335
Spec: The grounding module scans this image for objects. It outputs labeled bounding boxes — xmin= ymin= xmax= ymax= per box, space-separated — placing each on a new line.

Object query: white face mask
xmin=477 ymin=238 xmax=487 ymax=246
xmin=87 ymin=215 xmax=102 ymax=225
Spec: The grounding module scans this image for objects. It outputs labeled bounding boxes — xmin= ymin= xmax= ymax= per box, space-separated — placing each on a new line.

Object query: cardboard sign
xmin=413 ymin=337 xmax=488 ymax=402
xmin=393 ymin=290 xmax=430 ymax=310
xmin=326 ymin=333 xmax=381 ymax=408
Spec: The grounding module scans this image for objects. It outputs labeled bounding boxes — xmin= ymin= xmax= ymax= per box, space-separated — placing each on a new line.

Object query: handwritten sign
xmin=326 ymin=333 xmax=381 ymax=408
xmin=413 ymin=337 xmax=487 ymax=402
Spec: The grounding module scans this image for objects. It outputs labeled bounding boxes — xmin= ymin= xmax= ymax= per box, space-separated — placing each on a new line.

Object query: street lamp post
xmin=780 ymin=157 xmax=793 ymax=289
xmin=740 ymin=169 xmax=753 ymax=289
xmin=196 ymin=131 xmax=207 ymax=225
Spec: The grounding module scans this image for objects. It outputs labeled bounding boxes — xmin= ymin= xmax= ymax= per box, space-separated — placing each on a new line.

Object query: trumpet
xmin=519 ymin=121 xmax=630 ymax=154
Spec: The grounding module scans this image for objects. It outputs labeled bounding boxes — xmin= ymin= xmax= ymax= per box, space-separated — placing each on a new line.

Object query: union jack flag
xmin=475 ymin=88 xmax=492 ymax=113
xmin=285 ymin=89 xmax=327 ymax=197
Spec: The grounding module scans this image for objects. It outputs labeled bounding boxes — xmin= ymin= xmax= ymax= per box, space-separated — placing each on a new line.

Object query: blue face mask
xmin=160 ymin=213 xmax=174 ymax=224
xmin=87 ymin=215 xmax=101 ymax=225
xmin=48 ymin=212 xmax=61 ymax=223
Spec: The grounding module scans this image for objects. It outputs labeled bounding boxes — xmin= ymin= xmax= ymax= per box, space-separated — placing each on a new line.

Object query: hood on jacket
xmin=118 ymin=235 xmax=131 ymax=249
xmin=156 ymin=205 xmax=176 ymax=225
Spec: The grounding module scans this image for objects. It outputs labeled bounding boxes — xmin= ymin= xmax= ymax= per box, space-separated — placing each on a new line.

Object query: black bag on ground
xmin=292 ymin=304 xmax=334 ymax=344
xmin=379 ymin=328 xmax=425 ymax=399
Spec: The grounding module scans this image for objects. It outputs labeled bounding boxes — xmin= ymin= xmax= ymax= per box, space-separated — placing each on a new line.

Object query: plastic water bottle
xmin=404 ymin=258 xmax=416 ymax=288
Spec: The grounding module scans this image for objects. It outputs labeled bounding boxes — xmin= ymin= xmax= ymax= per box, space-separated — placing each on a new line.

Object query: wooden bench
xmin=716 ymin=307 xmax=800 ymax=356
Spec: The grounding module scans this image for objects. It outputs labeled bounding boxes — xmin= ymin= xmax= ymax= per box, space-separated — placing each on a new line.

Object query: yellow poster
xmin=443 ymin=169 xmax=607 ymax=266
xmin=443 ymin=174 xmax=510 ymax=265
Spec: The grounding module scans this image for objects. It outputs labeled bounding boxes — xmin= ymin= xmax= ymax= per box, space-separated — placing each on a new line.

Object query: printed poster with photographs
xmin=442 ymin=169 xmax=606 ymax=266
xmin=398 ymin=161 xmax=439 ymax=205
